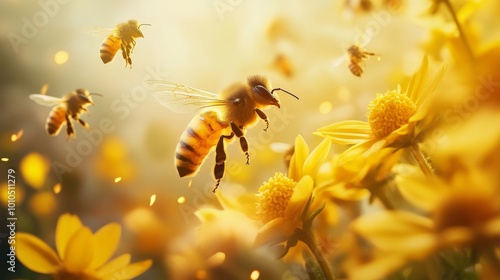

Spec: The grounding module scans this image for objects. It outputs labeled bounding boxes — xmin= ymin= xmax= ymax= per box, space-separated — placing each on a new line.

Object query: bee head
xmin=127 ymin=20 xmax=151 ymax=38
xmin=75 ymin=89 xmax=101 ymax=105
xmin=248 ymin=75 xmax=298 ymax=108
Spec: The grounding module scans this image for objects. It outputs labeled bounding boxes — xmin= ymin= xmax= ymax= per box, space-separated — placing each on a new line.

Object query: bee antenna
xmin=271 ymin=88 xmax=299 ymax=100
xmin=138 ymin=23 xmax=151 ymax=28
xmin=90 ymin=93 xmax=103 ymax=97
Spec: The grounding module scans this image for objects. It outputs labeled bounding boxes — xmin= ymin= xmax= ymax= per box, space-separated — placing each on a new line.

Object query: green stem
xmin=442 ymin=0 xmax=475 ymax=62
xmin=408 ymin=144 xmax=434 ymax=177
xmin=298 ymin=228 xmax=335 ymax=280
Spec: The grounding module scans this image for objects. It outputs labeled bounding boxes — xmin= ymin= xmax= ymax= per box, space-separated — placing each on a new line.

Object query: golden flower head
xmin=17 ymin=213 xmax=152 ymax=280
xmin=256 ymin=172 xmax=296 ymax=225
xmin=315 ymin=56 xmax=443 ymax=154
xmin=368 ymin=88 xmax=417 ymax=140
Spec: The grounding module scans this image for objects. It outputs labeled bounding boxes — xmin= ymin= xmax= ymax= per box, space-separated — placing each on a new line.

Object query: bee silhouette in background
xmin=99 ymin=19 xmax=150 ymax=68
xmin=151 ymin=75 xmax=299 ymax=192
xmin=30 ymin=89 xmax=101 ymax=139
xmin=333 ymin=33 xmax=378 ymax=77
xmin=346 ymin=44 xmax=376 ymax=77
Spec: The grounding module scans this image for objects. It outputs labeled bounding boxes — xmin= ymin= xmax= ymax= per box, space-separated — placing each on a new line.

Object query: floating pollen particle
xmin=319 ymin=101 xmax=333 ymax=114
xmin=11 ymin=130 xmax=24 ymax=142
xmin=250 ymin=270 xmax=260 ymax=280
xmin=54 ymin=51 xmax=69 ymax=65
xmin=114 ymin=177 xmax=122 ymax=183
xmin=53 ymin=183 xmax=62 ymax=194
xmin=1 ymin=158 xmax=8 ymax=162
xmin=40 ymin=84 xmax=49 ymax=95
xmin=149 ymin=194 xmax=157 ymax=206
xmin=177 ymin=196 xmax=186 ymax=204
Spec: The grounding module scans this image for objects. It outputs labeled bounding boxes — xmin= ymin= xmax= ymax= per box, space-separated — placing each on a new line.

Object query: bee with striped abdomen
xmin=30 ymin=89 xmax=100 ymax=139
xmin=99 ymin=19 xmax=150 ymax=68
xmin=152 ymin=75 xmax=299 ymax=192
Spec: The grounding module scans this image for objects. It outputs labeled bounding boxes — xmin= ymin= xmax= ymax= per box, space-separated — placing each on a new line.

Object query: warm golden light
xmin=40 ymin=83 xmax=49 ymax=95
xmin=1 ymin=158 xmax=8 ymax=162
xmin=177 ymin=196 xmax=186 ymax=204
xmin=250 ymin=270 xmax=260 ymax=280
xmin=149 ymin=194 xmax=157 ymax=206
xmin=207 ymin=251 xmax=225 ymax=266
xmin=53 ymin=183 xmax=62 ymax=194
xmin=319 ymin=101 xmax=333 ymax=114
xmin=11 ymin=130 xmax=23 ymax=142
xmin=114 ymin=177 xmax=122 ymax=183
xmin=338 ymin=87 xmax=351 ymax=102
xmin=54 ymin=50 xmax=69 ymax=65
xmin=196 ymin=269 xmax=207 ymax=279
xmin=20 ymin=153 xmax=50 ymax=189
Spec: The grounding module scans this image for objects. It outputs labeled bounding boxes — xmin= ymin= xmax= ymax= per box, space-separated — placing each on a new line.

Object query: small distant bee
xmin=345 ymin=0 xmax=373 ymax=13
xmin=347 ymin=44 xmax=375 ymax=77
xmin=30 ymin=89 xmax=101 ymax=139
xmin=99 ymin=19 xmax=150 ymax=68
xmin=152 ymin=75 xmax=299 ymax=192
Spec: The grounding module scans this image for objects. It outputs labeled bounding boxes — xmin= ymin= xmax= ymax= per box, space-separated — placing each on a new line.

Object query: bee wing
xmin=148 ymin=80 xmax=232 ymax=113
xmin=29 ymin=94 xmax=63 ymax=107
xmin=332 ymin=53 xmax=348 ymax=68
xmin=87 ymin=27 xmax=116 ymax=38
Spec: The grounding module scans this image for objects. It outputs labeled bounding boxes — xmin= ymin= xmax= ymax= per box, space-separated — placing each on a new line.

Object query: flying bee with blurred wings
xmin=30 ymin=89 xmax=101 ymax=139
xmin=333 ymin=34 xmax=378 ymax=77
xmin=96 ymin=19 xmax=150 ymax=68
xmin=151 ymin=75 xmax=299 ymax=192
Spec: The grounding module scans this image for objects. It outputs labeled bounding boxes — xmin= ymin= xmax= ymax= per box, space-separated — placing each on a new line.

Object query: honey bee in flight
xmin=99 ymin=20 xmax=150 ymax=68
xmin=152 ymin=75 xmax=299 ymax=192
xmin=30 ymin=89 xmax=101 ymax=139
xmin=346 ymin=44 xmax=375 ymax=77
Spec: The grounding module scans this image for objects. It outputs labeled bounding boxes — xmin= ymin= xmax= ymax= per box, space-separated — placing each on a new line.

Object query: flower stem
xmin=441 ymin=0 xmax=475 ymax=62
xmin=408 ymin=144 xmax=433 ymax=177
xmin=298 ymin=228 xmax=335 ymax=280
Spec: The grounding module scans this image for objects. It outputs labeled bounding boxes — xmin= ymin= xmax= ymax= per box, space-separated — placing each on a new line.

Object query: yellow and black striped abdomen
xmin=100 ymin=35 xmax=122 ymax=64
xmin=176 ymin=111 xmax=226 ymax=177
xmin=46 ymin=105 xmax=67 ymax=136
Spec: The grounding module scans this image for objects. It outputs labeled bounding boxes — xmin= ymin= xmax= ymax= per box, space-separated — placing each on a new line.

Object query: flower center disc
xmin=256 ymin=173 xmax=296 ymax=225
xmin=368 ymin=90 xmax=417 ymax=139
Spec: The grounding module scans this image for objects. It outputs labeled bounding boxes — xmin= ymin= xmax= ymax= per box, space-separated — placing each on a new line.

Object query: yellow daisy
xmin=315 ymin=56 xmax=443 ymax=176
xmin=17 ymin=213 xmax=152 ymax=280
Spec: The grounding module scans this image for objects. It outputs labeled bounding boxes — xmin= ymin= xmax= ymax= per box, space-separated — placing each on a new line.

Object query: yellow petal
xmin=314 ymin=120 xmax=372 ymax=145
xmin=215 ymin=191 xmax=258 ymax=219
xmin=255 ymin=217 xmax=289 ymax=246
xmin=285 ymin=176 xmax=313 ymax=223
xmin=96 ymin=253 xmax=131 ymax=278
xmin=302 ymin=138 xmax=331 ymax=178
xmin=63 ymin=226 xmax=94 ymax=273
xmin=288 ymin=135 xmax=309 ymax=181
xmin=90 ymin=223 xmax=121 ymax=270
xmin=406 ymin=56 xmax=428 ymax=105
xmin=17 ymin=233 xmax=61 ymax=274
xmin=337 ymin=139 xmax=379 ymax=165
xmin=194 ymin=207 xmax=218 ymax=223
xmin=396 ymin=173 xmax=446 ymax=211
xmin=349 ymin=252 xmax=410 ymax=280
xmin=353 ymin=211 xmax=435 ymax=255
xmin=56 ymin=213 xmax=83 ymax=259
xmin=112 ymin=259 xmax=153 ymax=280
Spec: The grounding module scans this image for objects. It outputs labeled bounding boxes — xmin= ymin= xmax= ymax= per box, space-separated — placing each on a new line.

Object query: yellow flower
xmin=315 ymin=56 xmax=443 ymax=163
xmin=349 ymin=171 xmax=500 ymax=280
xmin=214 ymin=135 xmax=331 ymax=246
xmin=17 ymin=213 xmax=152 ymax=280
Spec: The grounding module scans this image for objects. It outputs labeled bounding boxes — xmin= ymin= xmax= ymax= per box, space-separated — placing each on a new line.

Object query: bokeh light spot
xmin=54 ymin=51 xmax=69 ymax=65
xmin=20 ymin=153 xmax=50 ymax=189
xmin=319 ymin=101 xmax=333 ymax=114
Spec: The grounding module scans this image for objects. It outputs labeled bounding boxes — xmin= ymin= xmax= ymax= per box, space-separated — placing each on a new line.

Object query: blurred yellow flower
xmin=20 ymin=152 xmax=51 ymax=189
xmin=17 ymin=213 xmax=152 ymax=280
xmin=349 ymin=171 xmax=500 ymax=279
xmin=315 ymin=56 xmax=443 ymax=176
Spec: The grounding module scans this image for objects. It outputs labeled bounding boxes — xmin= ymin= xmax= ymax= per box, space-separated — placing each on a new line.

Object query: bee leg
xmin=65 ymin=114 xmax=75 ymax=139
xmin=230 ymin=122 xmax=250 ymax=165
xmin=213 ymin=134 xmax=232 ymax=192
xmin=77 ymin=118 xmax=89 ymax=129
xmin=254 ymin=108 xmax=269 ymax=132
